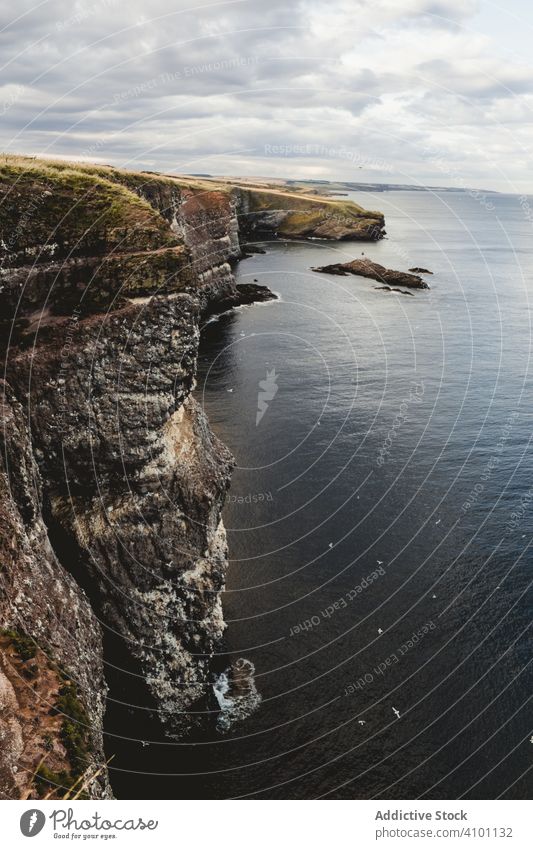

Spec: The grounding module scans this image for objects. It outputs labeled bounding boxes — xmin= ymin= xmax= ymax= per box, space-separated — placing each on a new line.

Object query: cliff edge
xmin=0 ymin=155 xmax=385 ymax=798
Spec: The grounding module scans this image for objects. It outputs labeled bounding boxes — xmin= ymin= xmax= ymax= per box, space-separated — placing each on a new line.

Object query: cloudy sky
xmin=1 ymin=0 xmax=533 ymax=191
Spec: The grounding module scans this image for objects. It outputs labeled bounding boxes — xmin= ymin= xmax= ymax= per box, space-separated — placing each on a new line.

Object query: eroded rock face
xmin=0 ymin=157 xmax=386 ymax=797
xmin=0 ymin=160 xmax=246 ymax=794
xmin=120 ymin=177 xmax=242 ymax=311
xmin=0 ymin=383 xmax=109 ymax=799
xmin=234 ymin=188 xmax=386 ymax=241
xmin=9 ymin=294 xmax=234 ymax=738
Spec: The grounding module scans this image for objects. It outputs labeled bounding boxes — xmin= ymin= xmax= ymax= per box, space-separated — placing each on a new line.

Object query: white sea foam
xmin=212 ymin=658 xmax=262 ymax=733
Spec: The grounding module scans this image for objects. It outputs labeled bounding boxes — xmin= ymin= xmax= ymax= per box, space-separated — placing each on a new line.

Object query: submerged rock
xmin=374 ymin=286 xmax=415 ymax=296
xmin=241 ymin=243 xmax=267 ymax=255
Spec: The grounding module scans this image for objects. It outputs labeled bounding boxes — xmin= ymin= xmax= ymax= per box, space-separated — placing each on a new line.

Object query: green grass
xmin=35 ymin=764 xmax=73 ymax=797
xmin=242 ymin=186 xmax=369 ymax=216
xmin=0 ymin=153 xmax=384 ymax=261
xmin=55 ymin=680 xmax=92 ymax=778
xmin=0 ymin=155 xmax=178 ymax=258
xmin=1 ymin=628 xmax=37 ymax=661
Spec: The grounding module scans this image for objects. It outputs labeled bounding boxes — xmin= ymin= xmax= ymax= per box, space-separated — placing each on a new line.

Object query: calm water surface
xmin=111 ymin=190 xmax=533 ymax=799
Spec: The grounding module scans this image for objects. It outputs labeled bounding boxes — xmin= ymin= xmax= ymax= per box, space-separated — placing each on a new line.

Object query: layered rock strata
xmin=0 ymin=155 xmax=385 ymax=798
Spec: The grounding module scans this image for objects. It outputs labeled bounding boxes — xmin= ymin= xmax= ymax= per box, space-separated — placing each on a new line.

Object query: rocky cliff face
xmin=0 ymin=382 xmax=109 ymax=799
xmin=92 ymin=170 xmax=243 ymax=311
xmin=234 ymin=186 xmax=385 ymax=241
xmin=9 ymin=295 xmax=234 ymax=742
xmin=0 ymin=155 xmax=385 ymax=799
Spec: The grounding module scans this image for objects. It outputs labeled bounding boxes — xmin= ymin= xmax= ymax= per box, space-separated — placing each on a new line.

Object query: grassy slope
xmin=0 ymin=155 xmax=178 ymax=257
xmin=0 ymin=154 xmax=383 ymax=247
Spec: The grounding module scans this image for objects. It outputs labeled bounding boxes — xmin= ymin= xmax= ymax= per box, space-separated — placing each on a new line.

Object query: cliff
xmin=0 ymin=155 xmax=385 ymax=799
xmin=0 ymin=382 xmax=109 ymax=799
xmin=233 ymin=185 xmax=385 ymax=241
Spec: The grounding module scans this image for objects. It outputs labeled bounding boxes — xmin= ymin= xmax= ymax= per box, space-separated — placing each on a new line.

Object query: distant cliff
xmin=232 ymin=185 xmax=385 ymax=241
xmin=0 ymin=155 xmax=385 ymax=799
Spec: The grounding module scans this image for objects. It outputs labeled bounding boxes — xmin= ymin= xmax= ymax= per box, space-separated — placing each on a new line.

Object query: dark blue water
xmin=193 ymin=190 xmax=532 ymax=799
xmin=111 ymin=190 xmax=533 ymax=799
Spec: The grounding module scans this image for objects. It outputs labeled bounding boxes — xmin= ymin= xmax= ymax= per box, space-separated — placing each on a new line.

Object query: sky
xmin=1 ymin=0 xmax=533 ymax=191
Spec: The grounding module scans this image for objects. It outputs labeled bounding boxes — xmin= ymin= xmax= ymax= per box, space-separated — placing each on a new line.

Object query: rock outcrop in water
xmin=312 ymin=258 xmax=430 ymax=289
xmin=0 ymin=155 xmax=386 ymax=798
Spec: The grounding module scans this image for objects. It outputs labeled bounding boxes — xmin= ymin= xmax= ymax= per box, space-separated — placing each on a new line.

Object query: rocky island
xmin=312 ymin=258 xmax=430 ymax=289
xmin=0 ymin=155 xmax=386 ymax=799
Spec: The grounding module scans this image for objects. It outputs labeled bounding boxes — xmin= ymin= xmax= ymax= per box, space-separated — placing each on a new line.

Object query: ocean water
xmin=109 ymin=190 xmax=533 ymax=799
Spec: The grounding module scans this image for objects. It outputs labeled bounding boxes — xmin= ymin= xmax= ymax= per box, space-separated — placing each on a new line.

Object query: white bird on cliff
xmin=358 ymin=720 xmax=366 ymax=726
xmin=392 ymin=707 xmax=401 ymax=720
xmin=378 ymin=627 xmax=383 ymax=635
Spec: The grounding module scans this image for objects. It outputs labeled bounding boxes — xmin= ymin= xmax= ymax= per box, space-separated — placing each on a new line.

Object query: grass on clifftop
xmin=1 ymin=153 xmax=382 ymax=232
xmin=0 ymin=154 xmax=178 ymax=258
xmin=1 ymin=154 xmax=385 ymax=263
xmin=238 ymin=185 xmax=380 ymax=218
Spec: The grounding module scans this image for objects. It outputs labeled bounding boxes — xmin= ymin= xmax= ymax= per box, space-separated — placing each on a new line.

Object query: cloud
xmin=1 ymin=0 xmax=532 ymax=191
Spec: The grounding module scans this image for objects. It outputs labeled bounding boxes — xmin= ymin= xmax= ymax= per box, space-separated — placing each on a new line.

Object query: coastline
xmin=0 ymin=155 xmax=385 ymax=799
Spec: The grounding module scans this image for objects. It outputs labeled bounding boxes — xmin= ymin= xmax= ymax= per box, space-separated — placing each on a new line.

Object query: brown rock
xmin=312 ymin=258 xmax=430 ymax=289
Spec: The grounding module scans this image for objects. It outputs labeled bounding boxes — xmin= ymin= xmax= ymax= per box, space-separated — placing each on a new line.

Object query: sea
xmin=108 ymin=189 xmax=533 ymax=800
